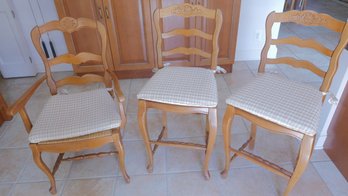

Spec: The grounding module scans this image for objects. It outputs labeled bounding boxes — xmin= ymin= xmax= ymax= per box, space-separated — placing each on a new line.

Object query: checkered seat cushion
xmin=137 ymin=67 xmax=218 ymax=108
xmin=226 ymin=74 xmax=323 ymax=136
xmin=29 ymin=88 xmax=121 ymax=143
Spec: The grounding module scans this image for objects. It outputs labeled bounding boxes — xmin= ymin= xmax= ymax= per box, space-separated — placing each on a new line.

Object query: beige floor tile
xmin=165 ymin=137 xmax=219 ymax=173
xmin=0 ymin=148 xmax=30 ymax=183
xmin=0 ymin=184 xmax=13 ymax=196
xmin=19 ymin=153 xmax=72 ymax=182
xmin=167 ymin=171 xmax=224 ymax=196
xmin=126 ymin=93 xmax=139 ymax=114
xmin=115 ymin=174 xmax=167 ymax=196
xmin=279 ymin=65 xmax=323 ymax=83
xmin=313 ymin=161 xmax=348 ymax=196
xmin=123 ymin=113 xmax=163 ymax=141
xmin=213 ymin=111 xmax=249 ymax=136
xmin=232 ymin=61 xmax=251 ymax=71
xmin=118 ymin=79 xmax=131 ymax=96
xmin=62 ymin=178 xmax=115 ymax=196
xmin=123 ymin=140 xmax=166 ymax=175
xmin=215 ymin=74 xmax=229 ymax=91
xmin=129 ymin=78 xmax=149 ymax=95
xmin=68 ymin=144 xmax=120 ymax=179
xmin=223 ymin=70 xmax=255 ymax=91
xmin=269 ymin=163 xmax=332 ymax=196
xmin=0 ymin=116 xmax=29 ymax=148
xmin=219 ymin=167 xmax=277 ymax=196
xmin=166 ymin=113 xmax=204 ymax=139
xmin=211 ymin=135 xmax=257 ymax=170
xmin=12 ymin=181 xmax=63 ymax=196
xmin=248 ymin=127 xmax=300 ymax=165
xmin=311 ymin=149 xmax=331 ymax=162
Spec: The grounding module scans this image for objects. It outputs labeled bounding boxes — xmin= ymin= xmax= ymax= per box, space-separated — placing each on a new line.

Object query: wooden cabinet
xmin=54 ymin=0 xmax=241 ymax=78
xmin=198 ymin=0 xmax=241 ymax=68
xmin=103 ymin=0 xmax=155 ymax=71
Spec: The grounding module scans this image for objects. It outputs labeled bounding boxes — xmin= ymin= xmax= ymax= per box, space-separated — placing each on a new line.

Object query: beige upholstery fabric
xmin=39 ymin=130 xmax=112 ymax=144
xmin=137 ymin=67 xmax=218 ymax=108
xmin=29 ymin=89 xmax=121 ymax=143
xmin=226 ymin=74 xmax=322 ymax=136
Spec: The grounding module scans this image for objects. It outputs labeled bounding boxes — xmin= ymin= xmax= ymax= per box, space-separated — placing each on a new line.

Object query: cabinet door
xmin=54 ymin=0 xmax=115 ymax=72
xmin=151 ymin=0 xmax=197 ymax=67
xmin=104 ymin=0 xmax=154 ymax=71
xmin=197 ymin=0 xmax=241 ymax=67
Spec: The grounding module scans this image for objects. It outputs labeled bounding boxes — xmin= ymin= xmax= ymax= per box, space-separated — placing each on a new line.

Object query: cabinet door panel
xmin=106 ymin=0 xmax=154 ymax=70
xmin=55 ymin=0 xmax=115 ymax=72
xmin=198 ymin=0 xmax=241 ymax=66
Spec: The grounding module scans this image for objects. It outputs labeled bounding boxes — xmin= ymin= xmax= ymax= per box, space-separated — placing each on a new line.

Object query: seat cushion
xmin=226 ymin=74 xmax=323 ymax=136
xmin=137 ymin=67 xmax=218 ymax=107
xmin=29 ymin=88 xmax=121 ymax=143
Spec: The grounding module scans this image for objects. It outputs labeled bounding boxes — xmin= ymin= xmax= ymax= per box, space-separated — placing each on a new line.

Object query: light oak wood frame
xmin=153 ymin=3 xmax=223 ymax=71
xmin=6 ymin=17 xmax=130 ymax=194
xmin=138 ymin=4 xmax=222 ymax=179
xmin=221 ymin=10 xmax=348 ymax=196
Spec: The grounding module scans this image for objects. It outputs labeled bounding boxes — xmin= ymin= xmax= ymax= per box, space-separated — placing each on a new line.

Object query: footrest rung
xmin=150 ymin=140 xmax=206 ymax=150
xmin=62 ymin=151 xmax=118 ymax=161
xmin=230 ymin=146 xmax=292 ymax=179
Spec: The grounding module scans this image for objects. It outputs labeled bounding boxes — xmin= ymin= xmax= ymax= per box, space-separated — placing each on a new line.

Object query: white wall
xmin=235 ymin=0 xmax=285 ymax=61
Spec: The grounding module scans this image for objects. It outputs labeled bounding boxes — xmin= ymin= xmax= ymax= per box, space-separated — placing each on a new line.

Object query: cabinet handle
xmin=105 ymin=6 xmax=110 ymax=19
xmin=49 ymin=41 xmax=57 ymax=58
xmin=98 ymin=7 xmax=103 ymax=19
xmin=42 ymin=41 xmax=49 ymax=58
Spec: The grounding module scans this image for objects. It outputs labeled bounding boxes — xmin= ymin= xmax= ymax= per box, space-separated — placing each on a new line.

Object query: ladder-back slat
xmin=31 ymin=17 xmax=108 ymax=95
xmin=271 ymin=37 xmax=333 ymax=57
xmin=56 ymin=74 xmax=105 ymax=88
xmin=258 ymin=10 xmax=348 ymax=94
xmin=267 ymin=57 xmax=326 ymax=78
xmin=162 ymin=29 xmax=213 ymax=40
xmin=154 ymin=4 xmax=222 ymax=70
xmin=48 ymin=52 xmax=102 ymax=67
xmin=162 ymin=47 xmax=211 ymax=59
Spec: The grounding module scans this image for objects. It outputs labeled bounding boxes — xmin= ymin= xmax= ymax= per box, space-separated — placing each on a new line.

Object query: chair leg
xmin=248 ymin=123 xmax=257 ymax=150
xmin=203 ymin=108 xmax=217 ymax=180
xmin=112 ymin=129 xmax=130 ymax=183
xmin=138 ymin=100 xmax=154 ymax=173
xmin=221 ymin=106 xmax=235 ymax=178
xmin=283 ymin=135 xmax=315 ymax=195
xmin=205 ymin=114 xmax=209 ymax=147
xmin=162 ymin=111 xmax=168 ymax=138
xmin=29 ymin=144 xmax=57 ymax=194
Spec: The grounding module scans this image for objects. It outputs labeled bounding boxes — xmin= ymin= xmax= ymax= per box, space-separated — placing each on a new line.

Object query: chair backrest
xmin=31 ymin=17 xmax=110 ymax=95
xmin=153 ymin=3 xmax=223 ymax=70
xmin=259 ymin=10 xmax=348 ymax=93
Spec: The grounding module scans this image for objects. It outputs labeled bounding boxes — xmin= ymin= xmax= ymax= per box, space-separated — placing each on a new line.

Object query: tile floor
xmin=1 ymin=0 xmax=348 ymax=195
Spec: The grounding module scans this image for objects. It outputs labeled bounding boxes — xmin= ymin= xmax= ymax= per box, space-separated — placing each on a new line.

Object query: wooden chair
xmin=7 ymin=17 xmax=130 ymax=194
xmin=221 ymin=10 xmax=348 ymax=195
xmin=137 ymin=3 xmax=222 ymax=179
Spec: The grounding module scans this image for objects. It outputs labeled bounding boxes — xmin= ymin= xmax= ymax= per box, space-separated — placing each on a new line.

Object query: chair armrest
xmin=8 ymin=75 xmax=47 ymax=116
xmin=107 ymin=70 xmax=125 ymax=103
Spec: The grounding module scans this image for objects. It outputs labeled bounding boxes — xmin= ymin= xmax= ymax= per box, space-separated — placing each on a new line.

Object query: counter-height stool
xmin=137 ymin=3 xmax=222 ymax=179
xmin=221 ymin=10 xmax=348 ymax=195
